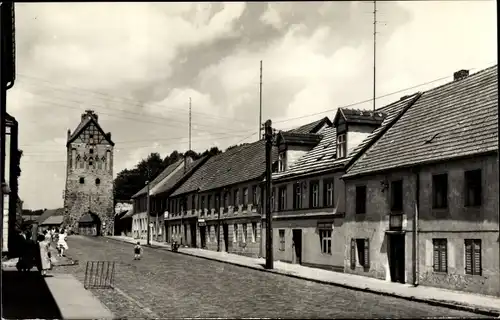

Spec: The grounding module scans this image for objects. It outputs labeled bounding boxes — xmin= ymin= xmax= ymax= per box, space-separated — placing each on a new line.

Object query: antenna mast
xmin=373 ymin=0 xmax=377 ymax=111
xmin=189 ymin=97 xmax=192 ymax=152
xmin=259 ymin=60 xmax=263 ymax=140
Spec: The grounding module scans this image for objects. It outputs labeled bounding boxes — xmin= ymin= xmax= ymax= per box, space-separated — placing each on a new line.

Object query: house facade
xmin=270 ymin=96 xmax=423 ymax=272
xmin=168 ymin=142 xmax=272 ymax=257
xmin=342 ymin=66 xmax=499 ymax=296
xmin=131 ymin=158 xmax=185 ymax=241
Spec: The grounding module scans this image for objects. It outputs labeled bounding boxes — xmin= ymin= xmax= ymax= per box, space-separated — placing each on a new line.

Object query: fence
xmin=84 ymin=261 xmax=115 ymax=289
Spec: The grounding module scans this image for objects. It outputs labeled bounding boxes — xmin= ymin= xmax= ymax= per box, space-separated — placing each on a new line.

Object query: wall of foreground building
xmin=343 ymin=154 xmax=499 ymax=296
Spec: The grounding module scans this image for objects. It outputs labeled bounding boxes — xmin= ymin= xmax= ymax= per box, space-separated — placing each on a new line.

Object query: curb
xmin=105 ymin=237 xmax=500 ymax=317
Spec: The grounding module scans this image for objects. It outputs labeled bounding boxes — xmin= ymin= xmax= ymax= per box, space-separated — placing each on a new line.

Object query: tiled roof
xmin=171 ymin=141 xmax=278 ymax=196
xmin=131 ymin=159 xmax=184 ymax=199
xmin=272 ymin=93 xmax=421 ymax=181
xmin=278 ymin=132 xmax=323 ymax=146
xmin=345 ymin=65 xmax=498 ymax=178
xmin=121 ymin=208 xmax=134 ymax=219
xmin=37 ymin=208 xmax=64 ymax=224
xmin=151 ymin=156 xmax=209 ymax=196
xmin=287 ymin=117 xmax=332 ymax=134
xmin=335 ymin=108 xmax=386 ymax=126
xmin=40 ymin=215 xmax=64 ymax=226
xmin=67 ymin=111 xmax=114 ymax=146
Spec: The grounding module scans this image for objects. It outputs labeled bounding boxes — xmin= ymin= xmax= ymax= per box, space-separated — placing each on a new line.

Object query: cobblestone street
xmin=52 ymin=236 xmax=485 ymax=319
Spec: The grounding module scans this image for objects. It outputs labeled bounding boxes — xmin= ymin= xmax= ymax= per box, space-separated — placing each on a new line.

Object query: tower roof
xmin=67 ymin=110 xmax=114 ymax=147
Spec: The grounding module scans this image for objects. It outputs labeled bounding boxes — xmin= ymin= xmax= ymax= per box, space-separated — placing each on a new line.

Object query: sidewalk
xmin=109 ymin=235 xmax=500 ymax=317
xmin=2 ymin=252 xmax=113 ymax=319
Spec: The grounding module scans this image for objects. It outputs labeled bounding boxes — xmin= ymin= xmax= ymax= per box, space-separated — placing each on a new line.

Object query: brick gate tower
xmin=64 ymin=110 xmax=115 ymax=236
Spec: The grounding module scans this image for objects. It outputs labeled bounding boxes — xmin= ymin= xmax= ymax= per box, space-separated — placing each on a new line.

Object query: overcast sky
xmin=7 ymin=1 xmax=497 ymax=210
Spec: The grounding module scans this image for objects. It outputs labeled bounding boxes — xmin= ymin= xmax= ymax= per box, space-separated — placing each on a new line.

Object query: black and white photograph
xmin=0 ymin=1 xmax=498 ymax=319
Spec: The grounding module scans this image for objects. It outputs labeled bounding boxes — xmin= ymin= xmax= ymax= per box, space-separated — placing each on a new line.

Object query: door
xmin=190 ymin=223 xmax=197 ymax=247
xmin=222 ymin=224 xmax=229 ymax=252
xmin=292 ymin=229 xmax=302 ymax=265
xmin=200 ymin=226 xmax=206 ymax=248
xmin=183 ymin=224 xmax=187 ymax=245
xmin=389 ymin=234 xmax=405 ymax=283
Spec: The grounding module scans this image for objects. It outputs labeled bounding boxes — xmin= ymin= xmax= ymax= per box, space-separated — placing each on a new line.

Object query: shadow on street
xmin=1 ymin=270 xmax=62 ymax=319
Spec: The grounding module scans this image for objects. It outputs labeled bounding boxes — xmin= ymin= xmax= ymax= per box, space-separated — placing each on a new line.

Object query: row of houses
xmin=120 ymin=66 xmax=499 ymax=297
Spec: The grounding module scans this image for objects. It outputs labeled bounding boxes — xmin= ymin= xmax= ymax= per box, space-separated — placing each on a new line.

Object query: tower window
xmin=90 ymin=149 xmax=94 ymax=154
xmin=79 ymin=177 xmax=85 ymax=184
xmin=96 ymin=178 xmax=101 ymax=185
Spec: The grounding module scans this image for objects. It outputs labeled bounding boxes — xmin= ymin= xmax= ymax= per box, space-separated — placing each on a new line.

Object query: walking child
xmin=134 ymin=242 xmax=142 ymax=260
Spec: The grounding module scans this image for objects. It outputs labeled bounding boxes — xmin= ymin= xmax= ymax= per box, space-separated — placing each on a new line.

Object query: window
xmin=233 ymin=189 xmax=240 ymax=207
xmin=465 ymin=239 xmax=482 ymax=275
xmin=278 ymin=186 xmax=287 ymax=211
xmin=319 ymin=229 xmax=332 ymax=254
xmin=207 ymin=226 xmax=211 ymax=243
xmin=242 ymin=223 xmax=247 ymax=243
xmin=251 ymin=222 xmax=257 ymax=242
xmin=391 ymin=180 xmax=403 ymax=211
xmin=278 ymin=152 xmax=287 ymax=172
xmin=79 ymin=177 xmax=85 ymax=184
xmin=89 ymin=149 xmax=94 ymax=154
xmin=200 ymin=196 xmax=205 ymax=210
xmin=350 ymin=238 xmax=370 ymax=269
xmin=252 ymin=186 xmax=258 ymax=205
xmin=191 ymin=195 xmax=196 ymax=211
xmin=355 ymin=186 xmax=367 ymax=214
xmin=433 ymin=239 xmax=448 ymax=273
xmin=215 ymin=194 xmax=220 ymax=210
xmin=271 ymin=188 xmax=276 ymax=212
xmin=323 ymin=179 xmax=334 ymax=207
xmin=279 ymin=229 xmax=285 ymax=251
xmin=337 ymin=133 xmax=346 ymax=158
xmin=207 ymin=195 xmax=212 ymax=211
xmin=293 ymin=182 xmax=302 ymax=209
xmin=89 ymin=157 xmax=94 ymax=168
xmin=224 ymin=192 xmax=229 ymax=212
xmin=243 ymin=188 xmax=248 ymax=206
xmin=432 ymin=174 xmax=448 ymax=209
xmin=233 ymin=224 xmax=238 ymax=242
xmin=95 ymin=178 xmax=100 ymax=185
xmin=310 ymin=181 xmax=320 ymax=208
xmin=464 ymin=169 xmax=482 ymax=207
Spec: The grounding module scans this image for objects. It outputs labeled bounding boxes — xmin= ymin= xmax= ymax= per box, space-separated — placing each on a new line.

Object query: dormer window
xmin=278 ymin=151 xmax=287 ymax=172
xmin=337 ymin=133 xmax=346 ymax=158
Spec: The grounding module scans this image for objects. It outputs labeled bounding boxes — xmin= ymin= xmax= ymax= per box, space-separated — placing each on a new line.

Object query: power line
xmin=22 ymin=88 xmax=252 ymax=135
xmin=273 ymin=62 xmax=497 ymax=124
xmin=16 ymin=74 xmax=250 ymax=123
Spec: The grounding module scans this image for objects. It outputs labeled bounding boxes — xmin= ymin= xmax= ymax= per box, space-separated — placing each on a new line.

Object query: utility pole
xmin=373 ymin=0 xmax=377 ymax=111
xmin=259 ymin=61 xmax=263 ymax=140
xmin=146 ymin=166 xmax=151 ymax=245
xmin=264 ymin=119 xmax=273 ymax=269
xmin=189 ymin=97 xmax=192 ymax=152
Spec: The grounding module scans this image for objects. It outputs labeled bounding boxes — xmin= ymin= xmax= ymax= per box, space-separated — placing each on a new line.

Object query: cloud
xmin=9 ymin=1 xmax=497 ymax=210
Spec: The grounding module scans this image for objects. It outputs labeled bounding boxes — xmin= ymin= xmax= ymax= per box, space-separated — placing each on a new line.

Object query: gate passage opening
xmin=78 ymin=212 xmax=101 ymax=236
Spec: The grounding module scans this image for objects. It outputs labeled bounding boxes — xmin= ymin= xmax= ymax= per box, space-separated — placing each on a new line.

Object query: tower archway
xmin=78 ymin=212 xmax=101 ymax=236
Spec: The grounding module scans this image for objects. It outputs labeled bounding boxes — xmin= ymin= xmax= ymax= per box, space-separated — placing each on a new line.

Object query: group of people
xmin=16 ymin=226 xmax=69 ymax=276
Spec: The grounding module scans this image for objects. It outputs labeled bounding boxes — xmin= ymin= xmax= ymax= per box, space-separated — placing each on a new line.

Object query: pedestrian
xmin=36 ymin=233 xmax=52 ymax=276
xmin=134 ymin=242 xmax=142 ymax=260
xmin=57 ymin=229 xmax=68 ymax=257
xmin=43 ymin=230 xmax=51 ymax=243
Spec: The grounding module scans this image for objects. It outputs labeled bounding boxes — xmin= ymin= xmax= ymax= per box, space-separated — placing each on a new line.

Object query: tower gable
xmin=67 ymin=110 xmax=114 ymax=148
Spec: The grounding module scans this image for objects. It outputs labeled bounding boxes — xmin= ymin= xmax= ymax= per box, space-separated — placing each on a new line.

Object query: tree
xmin=113 ymin=146 xmax=223 ymax=202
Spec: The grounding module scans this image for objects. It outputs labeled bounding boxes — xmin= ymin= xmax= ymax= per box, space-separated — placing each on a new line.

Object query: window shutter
xmin=364 ymin=238 xmax=370 ymax=268
xmin=442 ymin=242 xmax=447 ymax=271
xmin=350 ymin=239 xmax=356 ymax=269
xmin=465 ymin=240 xmax=472 ymax=275
xmin=473 ymin=240 xmax=481 ymax=275
xmin=433 ymin=242 xmax=440 ymax=272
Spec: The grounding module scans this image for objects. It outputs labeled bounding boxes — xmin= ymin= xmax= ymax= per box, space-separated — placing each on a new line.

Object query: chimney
xmin=67 ymin=129 xmax=71 ymax=140
xmin=453 ymin=69 xmax=469 ymax=81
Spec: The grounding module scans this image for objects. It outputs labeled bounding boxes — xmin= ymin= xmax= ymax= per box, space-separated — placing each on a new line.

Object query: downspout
xmin=413 ymin=168 xmax=420 ymax=286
